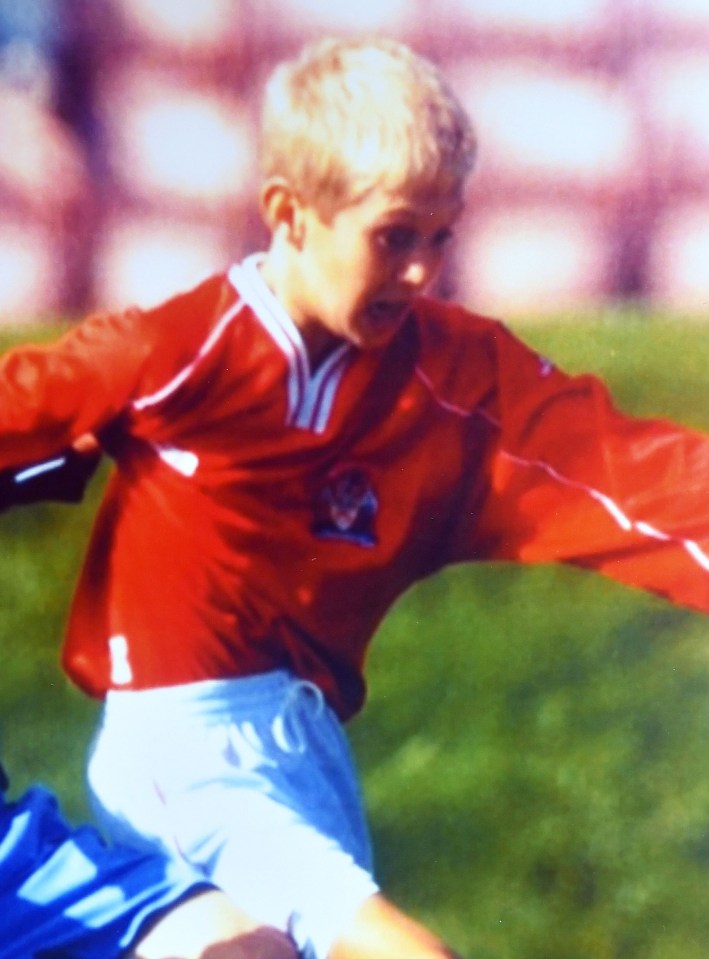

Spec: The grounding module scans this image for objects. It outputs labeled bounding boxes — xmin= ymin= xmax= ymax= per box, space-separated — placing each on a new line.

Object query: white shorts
xmin=0 ymin=782 xmax=212 ymax=959
xmin=87 ymin=671 xmax=379 ymax=959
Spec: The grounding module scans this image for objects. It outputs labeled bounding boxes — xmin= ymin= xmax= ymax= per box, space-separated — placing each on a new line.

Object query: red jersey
xmin=2 ymin=254 xmax=709 ymax=719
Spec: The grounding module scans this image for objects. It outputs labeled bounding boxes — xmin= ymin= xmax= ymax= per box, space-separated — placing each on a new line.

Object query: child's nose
xmin=399 ymin=254 xmax=436 ymax=290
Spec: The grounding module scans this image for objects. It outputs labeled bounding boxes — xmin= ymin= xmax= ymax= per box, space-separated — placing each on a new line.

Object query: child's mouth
xmin=365 ymin=301 xmax=409 ymax=328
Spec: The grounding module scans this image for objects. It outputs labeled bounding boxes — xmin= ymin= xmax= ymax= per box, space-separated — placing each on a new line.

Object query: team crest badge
xmin=312 ymin=465 xmax=378 ymax=547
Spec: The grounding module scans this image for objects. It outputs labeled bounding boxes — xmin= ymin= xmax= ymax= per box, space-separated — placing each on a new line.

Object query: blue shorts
xmin=0 ymin=780 xmax=212 ymax=959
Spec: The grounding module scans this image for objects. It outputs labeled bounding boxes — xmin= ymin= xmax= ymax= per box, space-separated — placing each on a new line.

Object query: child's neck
xmin=297 ymin=321 xmax=343 ymax=373
xmin=259 ymin=251 xmax=344 ymax=372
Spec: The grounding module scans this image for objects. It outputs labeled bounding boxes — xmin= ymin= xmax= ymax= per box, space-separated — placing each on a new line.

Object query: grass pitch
xmin=2 ymin=310 xmax=709 ymax=958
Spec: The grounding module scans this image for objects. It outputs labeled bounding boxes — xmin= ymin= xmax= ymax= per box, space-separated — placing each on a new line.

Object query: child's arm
xmin=0 ymin=438 xmax=101 ymax=513
xmin=0 ymin=275 xmax=227 ymax=472
xmin=0 ymin=311 xmax=146 ymax=470
xmin=451 ymin=321 xmax=709 ymax=614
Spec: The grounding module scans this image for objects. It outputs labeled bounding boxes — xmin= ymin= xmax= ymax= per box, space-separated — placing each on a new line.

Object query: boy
xmin=0 ymin=771 xmax=294 ymax=959
xmin=1 ymin=34 xmax=709 ymax=959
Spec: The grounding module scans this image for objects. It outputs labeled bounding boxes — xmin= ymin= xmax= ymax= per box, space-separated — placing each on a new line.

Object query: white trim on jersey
xmin=417 ymin=359 xmax=709 ymax=576
xmin=229 ymin=255 xmax=306 ymax=424
xmin=501 ymin=449 xmax=709 ymax=573
xmin=415 ymin=363 xmax=498 ymax=424
xmin=14 ymin=455 xmax=68 ymax=483
xmin=297 ymin=346 xmax=351 ymax=433
xmin=229 ymin=255 xmax=354 ymax=435
xmin=131 ymin=297 xmax=246 ymax=412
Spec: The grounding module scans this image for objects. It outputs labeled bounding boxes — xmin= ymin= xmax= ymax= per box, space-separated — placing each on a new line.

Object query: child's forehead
xmin=348 ymin=182 xmax=465 ymax=222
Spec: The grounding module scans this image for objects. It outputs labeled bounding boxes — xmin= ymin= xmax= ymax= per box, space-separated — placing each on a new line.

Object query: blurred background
xmin=2 ymin=0 xmax=709 ymax=323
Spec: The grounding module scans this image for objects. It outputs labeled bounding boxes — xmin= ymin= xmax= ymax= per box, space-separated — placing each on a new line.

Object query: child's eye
xmin=377 ymin=226 xmax=419 ymax=254
xmin=432 ymin=227 xmax=454 ymax=249
xmin=375 ymin=225 xmax=455 ymax=256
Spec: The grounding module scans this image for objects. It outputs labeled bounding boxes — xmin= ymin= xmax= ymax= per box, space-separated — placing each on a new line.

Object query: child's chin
xmin=355 ymin=326 xmax=400 ymax=351
xmin=358 ymin=314 xmax=407 ymax=348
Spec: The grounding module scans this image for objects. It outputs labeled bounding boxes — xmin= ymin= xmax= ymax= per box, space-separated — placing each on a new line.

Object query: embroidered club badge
xmin=312 ymin=465 xmax=378 ymax=547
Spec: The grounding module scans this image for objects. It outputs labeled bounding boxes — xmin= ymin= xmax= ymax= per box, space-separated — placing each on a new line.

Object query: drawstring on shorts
xmin=222 ymin=677 xmax=325 ymax=763
xmin=273 ymin=680 xmax=325 ymax=755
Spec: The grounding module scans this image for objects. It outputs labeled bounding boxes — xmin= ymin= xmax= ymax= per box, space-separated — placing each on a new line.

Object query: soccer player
xmin=0 ymin=769 xmax=295 ymax=959
xmin=1 ymin=34 xmax=709 ymax=959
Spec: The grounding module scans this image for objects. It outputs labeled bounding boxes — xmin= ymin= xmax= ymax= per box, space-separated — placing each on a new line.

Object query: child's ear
xmin=259 ymin=177 xmax=307 ymax=248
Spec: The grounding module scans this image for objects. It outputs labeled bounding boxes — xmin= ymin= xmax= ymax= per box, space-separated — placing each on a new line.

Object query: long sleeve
xmin=454 ymin=321 xmax=709 ymax=613
xmin=0 ymin=445 xmax=101 ymax=513
xmin=0 ymin=274 xmax=232 ymax=471
xmin=0 ymin=309 xmax=151 ymax=467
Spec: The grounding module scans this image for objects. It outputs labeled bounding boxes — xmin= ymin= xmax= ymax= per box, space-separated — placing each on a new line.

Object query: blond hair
xmin=260 ymin=36 xmax=476 ymax=218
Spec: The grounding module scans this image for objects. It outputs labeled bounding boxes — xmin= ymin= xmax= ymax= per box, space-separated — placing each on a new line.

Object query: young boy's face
xmin=281 ymin=184 xmax=463 ymax=364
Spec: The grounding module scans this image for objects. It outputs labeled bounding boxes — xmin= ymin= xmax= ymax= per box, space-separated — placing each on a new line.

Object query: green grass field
xmin=2 ymin=311 xmax=709 ymax=958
